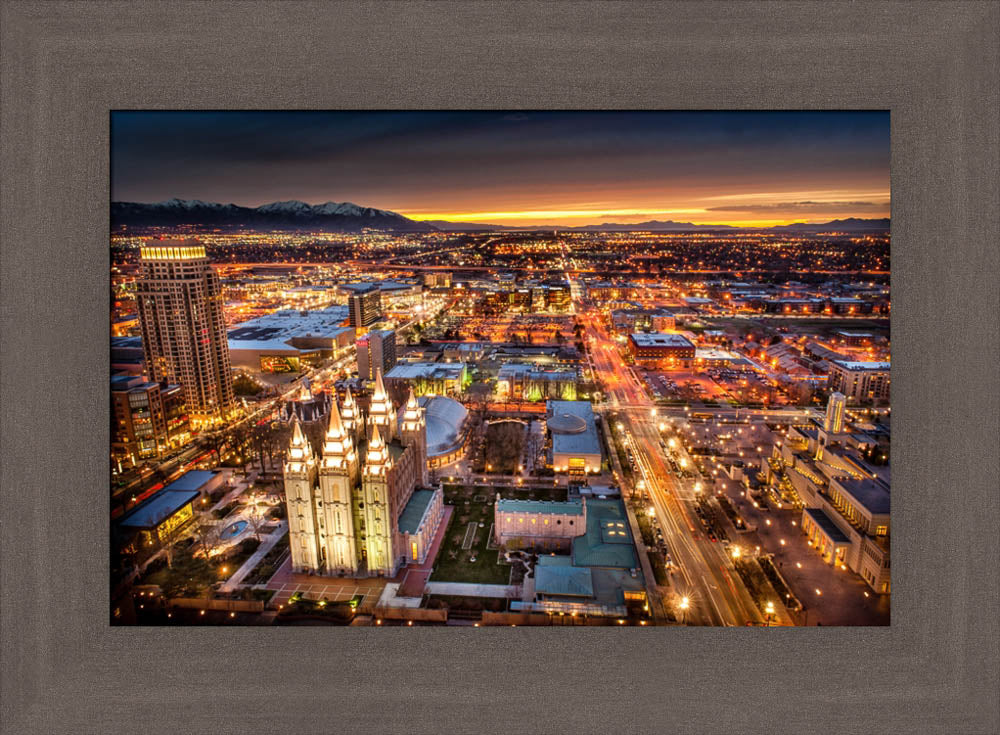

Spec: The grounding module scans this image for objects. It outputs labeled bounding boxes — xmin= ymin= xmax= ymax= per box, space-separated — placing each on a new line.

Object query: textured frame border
xmin=1 ymin=2 xmax=998 ymax=733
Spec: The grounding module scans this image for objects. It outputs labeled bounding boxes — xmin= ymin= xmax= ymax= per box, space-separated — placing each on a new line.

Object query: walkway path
xmin=219 ymin=521 xmax=287 ymax=592
xmin=396 ymin=505 xmax=453 ymax=597
xmin=423 ymin=581 xmax=522 ymax=598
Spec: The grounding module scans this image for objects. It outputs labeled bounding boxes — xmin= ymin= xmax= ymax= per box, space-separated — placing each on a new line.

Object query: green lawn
xmin=430 ymin=506 xmax=511 ymax=585
xmin=431 ymin=483 xmax=566 ymax=585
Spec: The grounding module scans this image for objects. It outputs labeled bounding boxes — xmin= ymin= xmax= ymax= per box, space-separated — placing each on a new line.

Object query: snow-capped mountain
xmin=111 ymin=199 xmax=436 ymax=232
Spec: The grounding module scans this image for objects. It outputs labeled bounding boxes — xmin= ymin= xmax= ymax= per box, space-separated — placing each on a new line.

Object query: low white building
xmin=547 ymin=400 xmax=602 ymax=475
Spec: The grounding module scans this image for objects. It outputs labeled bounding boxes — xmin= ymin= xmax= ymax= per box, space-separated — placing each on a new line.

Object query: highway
xmin=573 ymin=290 xmax=764 ymax=625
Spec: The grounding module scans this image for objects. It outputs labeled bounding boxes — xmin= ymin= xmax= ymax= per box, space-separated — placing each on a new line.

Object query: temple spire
xmin=369 ymin=422 xmax=383 ymax=449
xmin=326 ymin=398 xmax=344 ymax=439
xmin=373 ymin=367 xmax=388 ymax=400
xmin=290 ymin=414 xmax=306 ymax=447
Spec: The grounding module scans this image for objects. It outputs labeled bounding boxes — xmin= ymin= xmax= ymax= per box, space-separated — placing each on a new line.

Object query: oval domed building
xmin=417 ymin=395 xmax=470 ymax=468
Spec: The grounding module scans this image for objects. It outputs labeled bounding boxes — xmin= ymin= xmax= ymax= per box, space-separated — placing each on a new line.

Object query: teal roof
xmin=535 ymin=564 xmax=594 ymax=598
xmin=590 ymin=567 xmax=646 ymax=606
xmin=571 ymin=498 xmax=639 ymax=569
xmin=398 ymin=489 xmax=436 ymax=534
xmin=600 ymin=519 xmax=631 ymax=544
xmin=496 ymin=498 xmax=584 ymax=516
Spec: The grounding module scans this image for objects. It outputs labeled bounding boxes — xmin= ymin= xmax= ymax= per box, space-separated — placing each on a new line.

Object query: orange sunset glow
xmin=112 ymin=111 xmax=889 ymax=228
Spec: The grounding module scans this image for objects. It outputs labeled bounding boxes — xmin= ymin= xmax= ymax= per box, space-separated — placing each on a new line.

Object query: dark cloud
xmin=706 ymin=201 xmax=887 ymax=214
xmin=110 ymin=111 xmax=889 ymax=222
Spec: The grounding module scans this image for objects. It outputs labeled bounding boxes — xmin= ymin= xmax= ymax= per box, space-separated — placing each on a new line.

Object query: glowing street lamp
xmin=765 ymin=601 xmax=775 ymax=626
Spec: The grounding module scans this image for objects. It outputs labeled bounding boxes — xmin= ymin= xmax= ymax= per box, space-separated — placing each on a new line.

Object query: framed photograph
xmin=2 ymin=2 xmax=997 ymax=733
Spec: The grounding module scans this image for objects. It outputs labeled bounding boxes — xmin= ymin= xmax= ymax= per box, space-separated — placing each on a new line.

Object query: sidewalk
xmin=219 ymin=521 xmax=288 ymax=592
xmin=423 ymin=581 xmax=522 ymax=598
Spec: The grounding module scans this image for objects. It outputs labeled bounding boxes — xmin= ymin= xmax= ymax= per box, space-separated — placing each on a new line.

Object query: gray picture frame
xmin=2 ymin=1 xmax=998 ymax=733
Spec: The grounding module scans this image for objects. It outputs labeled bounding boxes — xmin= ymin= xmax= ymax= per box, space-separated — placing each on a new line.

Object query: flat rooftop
xmin=227 ymin=305 xmax=352 ymax=351
xmin=835 ymin=477 xmax=891 ymax=515
xmin=385 ymin=362 xmax=466 ymax=380
xmin=629 ymin=332 xmax=695 ymax=348
xmin=547 ymin=400 xmax=602 ymax=458
xmin=833 ymin=360 xmax=891 ymax=371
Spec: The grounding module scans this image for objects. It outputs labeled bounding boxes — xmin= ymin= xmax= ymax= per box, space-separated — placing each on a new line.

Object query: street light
xmin=765 ymin=601 xmax=775 ymax=626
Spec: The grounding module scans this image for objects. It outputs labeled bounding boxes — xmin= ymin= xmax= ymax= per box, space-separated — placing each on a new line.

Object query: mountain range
xmin=111 ymin=198 xmax=435 ymax=232
xmin=112 ymin=199 xmax=889 ymax=234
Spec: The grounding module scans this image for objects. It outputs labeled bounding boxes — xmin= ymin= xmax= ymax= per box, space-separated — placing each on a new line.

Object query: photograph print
xmin=110 ymin=110 xmax=891 ymax=627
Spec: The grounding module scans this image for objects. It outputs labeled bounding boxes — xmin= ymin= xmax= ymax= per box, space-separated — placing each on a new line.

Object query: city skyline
xmin=112 ymin=111 xmax=889 ymax=227
xmin=111 ymin=111 xmax=890 ymax=629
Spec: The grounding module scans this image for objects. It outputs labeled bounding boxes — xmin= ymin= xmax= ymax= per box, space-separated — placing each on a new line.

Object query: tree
xmin=158 ymin=517 xmax=194 ymax=569
xmin=192 ymin=522 xmax=223 ymax=562
xmin=160 ymin=545 xmax=216 ymax=599
xmin=246 ymin=495 xmax=267 ymax=542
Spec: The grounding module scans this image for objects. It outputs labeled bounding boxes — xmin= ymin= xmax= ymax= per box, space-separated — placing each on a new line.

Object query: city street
xmin=575 ymin=288 xmax=764 ymax=626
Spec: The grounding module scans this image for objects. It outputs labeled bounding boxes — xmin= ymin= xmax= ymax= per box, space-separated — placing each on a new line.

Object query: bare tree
xmin=192 ymin=522 xmax=223 ymax=562
xmin=159 ymin=518 xmax=193 ymax=569
xmin=245 ymin=496 xmax=267 ymax=542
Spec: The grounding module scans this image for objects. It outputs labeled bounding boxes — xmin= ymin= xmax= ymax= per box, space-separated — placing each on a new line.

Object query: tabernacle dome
xmin=410 ymin=395 xmax=469 ymax=467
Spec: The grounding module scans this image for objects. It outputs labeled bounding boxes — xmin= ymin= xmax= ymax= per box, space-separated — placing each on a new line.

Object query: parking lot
xmin=641 ymin=369 xmax=731 ymax=402
xmin=640 ymin=366 xmax=794 ymax=406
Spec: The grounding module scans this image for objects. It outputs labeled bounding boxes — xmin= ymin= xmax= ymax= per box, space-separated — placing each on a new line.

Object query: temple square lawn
xmin=431 ymin=483 xmax=567 ymax=585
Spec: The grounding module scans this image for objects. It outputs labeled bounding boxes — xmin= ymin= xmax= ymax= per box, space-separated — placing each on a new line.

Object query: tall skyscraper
xmin=135 ymin=239 xmax=235 ymax=426
xmin=356 ymin=329 xmax=397 ymax=381
xmin=824 ymin=391 xmax=847 ymax=433
xmin=348 ymin=285 xmax=382 ymax=329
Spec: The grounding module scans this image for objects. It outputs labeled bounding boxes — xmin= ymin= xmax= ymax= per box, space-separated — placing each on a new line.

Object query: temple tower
xmin=367 ymin=368 xmax=397 ymax=441
xmin=318 ymin=400 xmax=360 ymax=574
xmin=284 ymin=417 xmax=320 ymax=572
xmin=400 ymin=387 xmax=429 ymax=486
xmin=340 ymin=386 xmax=362 ymax=443
xmin=361 ymin=424 xmax=395 ymax=576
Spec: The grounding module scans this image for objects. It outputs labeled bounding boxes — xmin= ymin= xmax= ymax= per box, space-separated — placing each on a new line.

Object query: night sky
xmin=111 ymin=111 xmax=889 ymax=227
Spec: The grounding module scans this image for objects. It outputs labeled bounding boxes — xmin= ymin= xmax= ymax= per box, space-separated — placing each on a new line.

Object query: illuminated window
xmin=875 ymin=525 xmax=887 ymax=536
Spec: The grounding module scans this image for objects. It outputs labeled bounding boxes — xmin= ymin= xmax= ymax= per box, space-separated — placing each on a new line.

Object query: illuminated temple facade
xmin=283 ymin=370 xmax=443 ymax=577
